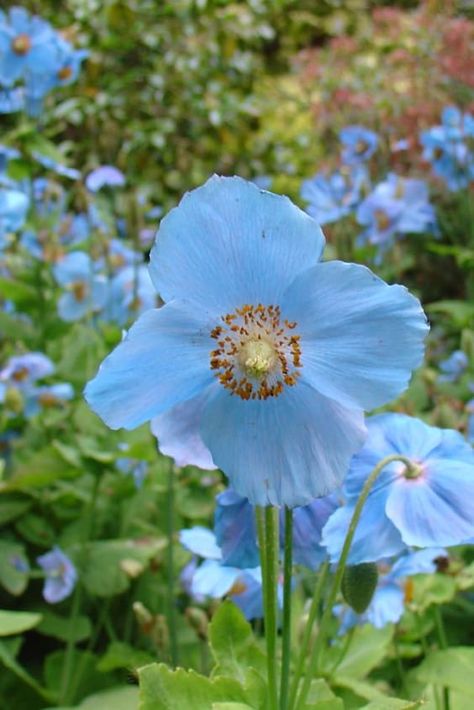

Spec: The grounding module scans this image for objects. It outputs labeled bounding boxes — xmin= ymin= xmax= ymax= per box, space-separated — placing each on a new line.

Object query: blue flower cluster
xmin=421 ymin=107 xmax=474 ymax=191
xmin=0 ymin=7 xmax=87 ymax=116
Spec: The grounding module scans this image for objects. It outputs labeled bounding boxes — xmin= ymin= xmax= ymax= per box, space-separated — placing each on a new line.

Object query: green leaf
xmin=81 ymin=539 xmax=165 ymax=597
xmin=209 ymin=601 xmax=266 ymax=681
xmin=37 ymin=612 xmax=91 ymax=643
xmin=97 ymin=642 xmax=154 ymax=672
xmin=0 ymin=277 xmax=37 ymax=305
xmin=323 ymin=624 xmax=393 ymax=679
xmin=411 ymin=573 xmax=456 ymax=611
xmin=426 ymin=300 xmax=474 ymax=329
xmin=360 ymin=700 xmax=421 ymax=709
xmin=0 ymin=494 xmax=32 ymax=525
xmin=0 ymin=639 xmax=54 ymax=702
xmin=44 ymin=649 xmax=112 ymax=698
xmin=0 ymin=540 xmax=29 ymax=595
xmin=305 ymin=678 xmax=343 ymax=708
xmin=0 ymin=610 xmax=42 ymax=636
xmin=15 ymin=513 xmax=56 ymax=547
xmin=48 ymin=685 xmax=139 ymax=710
xmin=411 ymin=647 xmax=474 ymax=697
xmin=138 ymin=663 xmax=248 ymax=710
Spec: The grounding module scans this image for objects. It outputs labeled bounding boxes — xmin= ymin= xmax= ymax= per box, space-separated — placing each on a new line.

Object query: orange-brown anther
xmin=209 ymin=303 xmax=302 ymax=401
xmin=72 ymin=281 xmax=87 ymax=301
xmin=12 ymin=33 xmax=31 ymax=55
xmin=58 ymin=66 xmax=73 ymax=81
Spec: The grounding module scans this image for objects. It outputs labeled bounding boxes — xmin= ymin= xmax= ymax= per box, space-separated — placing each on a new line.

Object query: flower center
xmin=12 ymin=34 xmax=31 ymax=55
xmin=374 ymin=209 xmax=391 ymax=231
xmin=210 ymin=303 xmax=302 ymax=400
xmin=11 ymin=366 xmax=29 ymax=382
xmin=71 ymin=281 xmax=87 ymax=301
xmin=58 ymin=66 xmax=73 ymax=81
xmin=355 ymin=139 xmax=369 ymax=155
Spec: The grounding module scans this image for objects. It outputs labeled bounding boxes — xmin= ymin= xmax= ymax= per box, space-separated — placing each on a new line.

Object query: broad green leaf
xmin=0 ymin=277 xmax=37 ymax=304
xmin=411 ymin=573 xmax=456 ymax=611
xmin=411 ymin=647 xmax=474 ymax=697
xmin=0 ymin=610 xmax=42 ymax=636
xmin=306 ymin=678 xmax=342 ymax=708
xmin=15 ymin=513 xmax=55 ymax=547
xmin=360 ymin=700 xmax=421 ymax=709
xmin=37 ymin=612 xmax=91 ymax=643
xmin=211 ymin=704 xmax=254 ymax=710
xmin=138 ymin=663 xmax=248 ymax=710
xmin=0 ymin=540 xmax=29 ymax=595
xmin=81 ymin=539 xmax=165 ymax=597
xmin=0 ymin=639 xmax=54 ymax=702
xmin=49 ymin=685 xmax=139 ymax=710
xmin=209 ymin=601 xmax=266 ymax=681
xmin=44 ymin=649 xmax=112 ymax=698
xmin=323 ymin=623 xmax=393 ymax=679
xmin=0 ymin=494 xmax=32 ymax=525
xmin=97 ymin=642 xmax=154 ymax=672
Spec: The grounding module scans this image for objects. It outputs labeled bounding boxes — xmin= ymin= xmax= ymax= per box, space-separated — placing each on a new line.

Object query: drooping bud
xmin=342 ymin=562 xmax=379 ymax=614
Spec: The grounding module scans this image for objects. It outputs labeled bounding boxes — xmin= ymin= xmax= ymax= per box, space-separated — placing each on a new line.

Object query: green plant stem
xmin=295 ymin=454 xmax=416 ymax=710
xmin=256 ymin=506 xmax=279 ymax=710
xmin=392 ymin=631 xmax=407 ymax=695
xmin=166 ymin=459 xmax=178 ymax=667
xmin=288 ymin=562 xmax=329 ymax=710
xmin=280 ymin=506 xmax=293 ymax=710
xmin=434 ymin=607 xmax=451 ymax=710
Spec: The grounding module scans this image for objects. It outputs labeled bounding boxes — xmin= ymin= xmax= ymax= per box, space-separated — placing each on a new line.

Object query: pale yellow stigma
xmin=239 ymin=338 xmax=276 ymax=378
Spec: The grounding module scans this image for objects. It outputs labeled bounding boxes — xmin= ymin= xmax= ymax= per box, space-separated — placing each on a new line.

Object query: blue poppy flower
xmin=0 ymin=7 xmax=57 ymax=86
xmin=438 ymin=350 xmax=468 ymax=383
xmin=0 ymin=352 xmax=55 ymax=388
xmin=356 ymin=174 xmax=437 ymax=256
xmin=85 ymin=166 xmax=125 ymax=192
xmin=339 ymin=126 xmax=378 ymax=165
xmin=300 ymin=167 xmax=367 ymax=225
xmin=36 ymin=546 xmax=77 ymax=603
xmin=86 ymin=176 xmax=428 ymax=507
xmin=24 ymin=382 xmax=74 ymax=417
xmin=104 ymin=265 xmax=156 ymax=326
xmin=335 ymin=548 xmax=446 ymax=632
xmin=420 ymin=107 xmax=474 ymax=191
xmin=0 ymin=187 xmax=29 ymax=242
xmin=179 ymin=526 xmax=268 ymax=620
xmin=53 ymin=252 xmax=107 ymax=322
xmin=322 ymin=414 xmax=474 ymax=564
xmin=116 ymin=443 xmax=148 ymax=489
xmin=0 ymin=86 xmax=24 ymax=113
xmin=214 ymin=489 xmax=260 ymax=568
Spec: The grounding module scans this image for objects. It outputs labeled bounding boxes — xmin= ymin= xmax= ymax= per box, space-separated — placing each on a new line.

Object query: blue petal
xmin=151 ymin=390 xmax=217 ymax=470
xmin=85 ymin=301 xmax=215 ymax=430
xmin=149 ymin=175 xmax=325 ymax=313
xmin=290 ymin=493 xmax=340 ymax=570
xmin=191 ymin=559 xmax=240 ymax=598
xmin=385 ymin=460 xmax=474 ymax=547
xmin=200 ymin=381 xmax=366 ymax=507
xmin=322 ymin=495 xmax=406 ymax=565
xmin=230 ymin=568 xmax=264 ymax=620
xmin=283 ymin=261 xmax=428 ymax=410
xmin=179 ymin=527 xmax=222 ymax=560
xmin=390 ymin=548 xmax=446 ymax=581
xmin=214 ymin=489 xmax=260 ymax=568
xmin=367 ymin=583 xmax=404 ymax=628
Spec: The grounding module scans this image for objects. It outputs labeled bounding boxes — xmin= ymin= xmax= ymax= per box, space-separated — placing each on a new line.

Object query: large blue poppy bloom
xmin=322 ymin=414 xmax=474 ymax=564
xmin=86 ymin=176 xmax=428 ymax=507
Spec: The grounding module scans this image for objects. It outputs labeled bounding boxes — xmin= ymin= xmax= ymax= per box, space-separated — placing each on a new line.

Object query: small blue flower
xmin=86 ymin=176 xmax=428 ymax=508
xmin=85 ymin=166 xmax=125 ymax=192
xmin=53 ymin=252 xmax=107 ymax=321
xmin=115 ymin=443 xmax=148 ymax=488
xmin=300 ymin=167 xmax=367 ymax=225
xmin=37 ymin=546 xmax=77 ymax=603
xmin=356 ymin=174 xmax=437 ymax=256
xmin=104 ymin=265 xmax=156 ymax=326
xmin=0 ymin=7 xmax=57 ymax=86
xmin=0 ymin=352 xmax=55 ymax=388
xmin=335 ymin=548 xmax=446 ymax=632
xmin=179 ymin=526 xmax=267 ymax=620
xmin=438 ymin=350 xmax=468 ymax=383
xmin=420 ymin=107 xmax=474 ymax=191
xmin=339 ymin=126 xmax=378 ymax=165
xmin=322 ymin=414 xmax=474 ymax=564
xmin=24 ymin=382 xmax=74 ymax=417
xmin=0 ymin=187 xmax=29 ymax=243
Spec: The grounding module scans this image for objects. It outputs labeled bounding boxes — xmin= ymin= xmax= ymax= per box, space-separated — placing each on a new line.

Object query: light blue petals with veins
xmin=179 ymin=527 xmax=222 ymax=560
xmin=85 ymin=302 xmax=215 ymax=430
xmin=151 ymin=391 xmax=217 ymax=470
xmin=191 ymin=559 xmax=240 ymax=598
xmin=283 ymin=261 xmax=428 ymax=411
xmin=214 ymin=489 xmax=259 ymax=568
xmin=200 ymin=381 xmax=366 ymax=507
xmin=149 ymin=175 xmax=325 ymax=312
xmin=291 ymin=493 xmax=341 ymax=570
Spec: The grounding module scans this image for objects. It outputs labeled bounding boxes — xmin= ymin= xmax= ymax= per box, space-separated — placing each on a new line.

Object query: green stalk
xmin=166 ymin=459 xmax=178 ymax=666
xmin=296 ymin=454 xmax=417 ymax=709
xmin=280 ymin=507 xmax=293 ymax=710
xmin=434 ymin=607 xmax=451 ymax=710
xmin=288 ymin=562 xmax=329 ymax=709
xmin=256 ymin=506 xmax=279 ymax=710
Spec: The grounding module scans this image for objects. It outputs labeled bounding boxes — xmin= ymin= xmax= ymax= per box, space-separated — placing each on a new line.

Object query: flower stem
xmin=295 ymin=454 xmax=415 ymax=709
xmin=166 ymin=459 xmax=178 ymax=667
xmin=434 ymin=606 xmax=451 ymax=710
xmin=257 ymin=506 xmax=279 ymax=710
xmin=288 ymin=562 xmax=329 ymax=710
xmin=280 ymin=507 xmax=293 ymax=710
